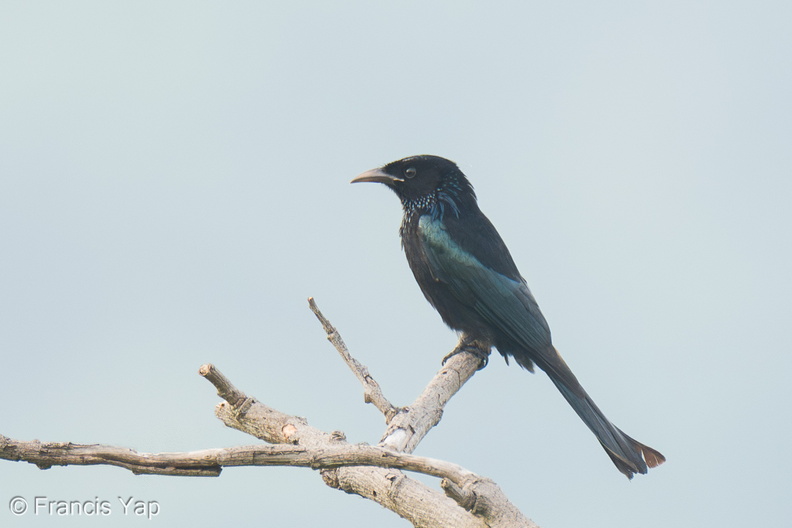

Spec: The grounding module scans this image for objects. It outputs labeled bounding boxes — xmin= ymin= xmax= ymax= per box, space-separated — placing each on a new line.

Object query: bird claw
xmin=442 ymin=342 xmax=490 ymax=370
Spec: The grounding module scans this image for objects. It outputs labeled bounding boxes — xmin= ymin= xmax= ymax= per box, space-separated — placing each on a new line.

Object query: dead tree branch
xmin=201 ymin=362 xmax=534 ymax=527
xmin=379 ymin=349 xmax=483 ymax=453
xmin=0 ymin=436 xmax=480 ymax=486
xmin=308 ymin=297 xmax=398 ymax=420
xmin=0 ymin=299 xmax=537 ymax=528
xmin=308 ymin=297 xmax=484 ymax=453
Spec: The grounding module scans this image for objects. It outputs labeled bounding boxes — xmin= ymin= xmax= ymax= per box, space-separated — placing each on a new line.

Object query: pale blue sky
xmin=2 ymin=2 xmax=791 ymax=527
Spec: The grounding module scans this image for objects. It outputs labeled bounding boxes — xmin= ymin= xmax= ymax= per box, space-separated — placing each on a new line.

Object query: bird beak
xmin=350 ymin=168 xmax=404 ymax=185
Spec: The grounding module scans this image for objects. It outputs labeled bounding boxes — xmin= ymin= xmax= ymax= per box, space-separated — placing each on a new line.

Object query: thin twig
xmin=308 ymin=297 xmax=398 ymax=420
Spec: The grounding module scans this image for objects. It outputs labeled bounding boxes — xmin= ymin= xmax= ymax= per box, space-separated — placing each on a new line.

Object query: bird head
xmin=351 ymin=155 xmax=476 ymax=217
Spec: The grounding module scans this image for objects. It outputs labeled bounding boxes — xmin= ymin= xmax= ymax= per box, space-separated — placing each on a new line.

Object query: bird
xmin=351 ymin=154 xmax=665 ymax=478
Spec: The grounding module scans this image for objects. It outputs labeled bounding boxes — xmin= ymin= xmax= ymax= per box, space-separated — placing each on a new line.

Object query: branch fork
xmin=0 ymin=298 xmax=537 ymax=528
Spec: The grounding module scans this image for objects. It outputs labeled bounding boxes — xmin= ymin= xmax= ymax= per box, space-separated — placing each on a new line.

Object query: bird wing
xmin=439 ymin=207 xmax=524 ymax=282
xmin=418 ymin=215 xmax=578 ymax=387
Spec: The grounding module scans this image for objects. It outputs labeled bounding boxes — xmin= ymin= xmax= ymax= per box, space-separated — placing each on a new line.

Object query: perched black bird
xmin=352 ymin=155 xmax=665 ymax=478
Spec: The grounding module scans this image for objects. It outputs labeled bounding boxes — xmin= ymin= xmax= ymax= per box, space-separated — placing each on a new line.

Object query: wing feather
xmin=418 ymin=217 xmax=549 ymax=350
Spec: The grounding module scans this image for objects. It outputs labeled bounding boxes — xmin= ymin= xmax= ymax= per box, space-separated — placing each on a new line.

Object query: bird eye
xmin=405 ymin=167 xmax=417 ymax=179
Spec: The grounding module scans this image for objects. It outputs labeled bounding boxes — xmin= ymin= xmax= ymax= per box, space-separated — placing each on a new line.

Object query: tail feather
xmin=550 ymin=375 xmax=665 ymax=479
xmin=624 ymin=433 xmax=666 ymax=469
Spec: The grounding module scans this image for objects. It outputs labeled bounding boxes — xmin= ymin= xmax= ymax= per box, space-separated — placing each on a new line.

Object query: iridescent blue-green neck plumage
xmin=382 ymin=155 xmax=477 ymax=223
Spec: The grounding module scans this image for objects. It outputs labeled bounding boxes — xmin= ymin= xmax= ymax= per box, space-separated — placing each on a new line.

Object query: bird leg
xmin=443 ymin=335 xmax=491 ymax=370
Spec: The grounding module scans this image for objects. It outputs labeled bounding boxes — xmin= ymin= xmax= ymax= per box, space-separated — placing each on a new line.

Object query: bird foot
xmin=442 ymin=341 xmax=491 ymax=370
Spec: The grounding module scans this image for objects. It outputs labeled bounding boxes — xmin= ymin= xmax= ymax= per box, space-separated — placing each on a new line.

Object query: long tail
xmin=551 ymin=377 xmax=665 ymax=478
xmin=526 ymin=348 xmax=666 ymax=478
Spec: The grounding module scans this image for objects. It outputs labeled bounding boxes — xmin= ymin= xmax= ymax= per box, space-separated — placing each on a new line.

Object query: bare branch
xmin=1 ymin=305 xmax=538 ymax=527
xmin=206 ymin=363 xmax=535 ymax=527
xmin=199 ymin=363 xmax=250 ymax=408
xmin=308 ymin=297 xmax=397 ymax=420
xmin=307 ymin=297 xmax=482 ymax=453
xmin=302 ymin=302 xmax=534 ymax=526
xmin=0 ymin=435 xmax=220 ymax=476
xmin=0 ymin=436 xmax=482 ymax=488
xmin=380 ymin=347 xmax=483 ymax=453
xmin=203 ymin=371 xmax=485 ymax=526
xmin=204 ymin=364 xmax=328 ymax=446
